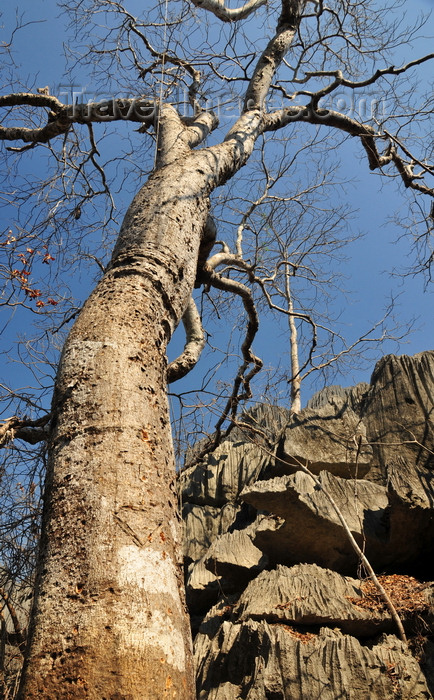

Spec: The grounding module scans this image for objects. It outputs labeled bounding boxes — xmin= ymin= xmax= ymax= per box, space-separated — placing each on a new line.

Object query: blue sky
xmin=0 ymin=0 xmax=433 ymax=428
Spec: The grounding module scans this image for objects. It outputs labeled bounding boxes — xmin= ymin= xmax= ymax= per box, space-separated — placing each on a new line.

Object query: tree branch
xmin=0 ymin=414 xmax=50 ymax=447
xmin=263 ymin=106 xmax=434 ymax=196
xmin=293 ymin=53 xmax=434 ymax=92
xmin=0 ymin=95 xmax=157 ymax=145
xmin=167 ymin=297 xmax=206 ymax=383
xmin=190 ymin=0 xmax=267 ymax=23
xmin=243 ymin=0 xmax=304 ymax=110
xmin=202 ymin=253 xmax=263 ymax=436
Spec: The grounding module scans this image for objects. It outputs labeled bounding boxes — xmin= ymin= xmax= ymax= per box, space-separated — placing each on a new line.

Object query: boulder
xmin=362 ymin=351 xmax=434 ymax=575
xmin=182 ymin=501 xmax=241 ymax=563
xmin=362 ymin=351 xmax=434 ymax=479
xmin=182 ymin=351 xmax=434 ymax=698
xmin=233 ymin=563 xmax=393 ymax=637
xmin=185 ymin=556 xmax=221 ymax=614
xmin=306 ymin=383 xmax=370 ymax=412
xmin=233 ymin=563 xmax=434 ymax=637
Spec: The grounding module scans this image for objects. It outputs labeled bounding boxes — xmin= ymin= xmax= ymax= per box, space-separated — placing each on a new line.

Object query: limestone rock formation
xmin=203 ymin=526 xmax=268 ymax=586
xmin=181 ymin=439 xmax=272 ymax=509
xmin=195 ymin=620 xmax=432 ymax=700
xmin=232 ymin=564 xmax=394 ymax=636
xmin=242 ymin=470 xmax=390 ymax=574
xmin=276 ymin=393 xmax=373 ymax=478
xmin=182 ymin=351 xmax=434 ymax=699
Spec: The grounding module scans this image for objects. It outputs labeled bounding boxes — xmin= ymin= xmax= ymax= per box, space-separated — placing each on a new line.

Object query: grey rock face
xmin=181 ymin=440 xmax=272 ymax=508
xmin=195 ymin=619 xmax=432 ymax=700
xmin=362 ymin=351 xmax=434 ymax=571
xmin=182 ymin=439 xmax=273 ymax=611
xmin=232 ymin=564 xmax=393 ymax=636
xmin=307 ymin=382 xmax=370 ymax=411
xmin=242 ymin=470 xmax=389 ymax=573
xmin=203 ymin=527 xmax=268 ymax=585
xmin=182 ymin=501 xmax=240 ymax=563
xmin=276 ymin=398 xmax=373 ymax=478
xmin=363 ymin=352 xmax=434 ymax=479
xmin=182 ymin=351 xmax=434 ymax=699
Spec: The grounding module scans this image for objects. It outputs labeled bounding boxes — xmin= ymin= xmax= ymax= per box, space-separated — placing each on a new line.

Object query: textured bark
xmin=12 ymin=0 xmax=306 ymax=691
xmin=18 ymin=156 xmax=214 ymax=698
xmin=18 ymin=100 xmax=269 ymax=698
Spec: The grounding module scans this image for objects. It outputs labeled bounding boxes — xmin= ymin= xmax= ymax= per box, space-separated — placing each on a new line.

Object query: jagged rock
xmin=195 ymin=618 xmax=432 ymax=699
xmin=203 ymin=526 xmax=268 ymax=587
xmin=362 ymin=351 xmax=434 ymax=575
xmin=229 ymin=403 xmax=292 ymax=444
xmin=182 ymin=501 xmax=241 ymax=563
xmin=307 ymin=382 xmax=370 ymax=412
xmin=363 ymin=351 xmax=434 ymax=479
xmin=186 ymin=557 xmax=221 ymax=613
xmin=233 ymin=564 xmax=394 ymax=637
xmin=186 ymin=517 xmax=274 ymax=612
xmin=276 ymin=395 xmax=373 ymax=478
xmin=182 ymin=351 xmax=434 ymax=699
xmin=241 ymin=470 xmax=389 ymax=574
xmin=181 ymin=440 xmax=271 ymax=507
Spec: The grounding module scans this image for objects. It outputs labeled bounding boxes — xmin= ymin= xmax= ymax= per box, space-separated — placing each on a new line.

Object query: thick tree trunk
xmin=18 ymin=160 xmax=211 ymax=699
xmin=17 ymin=97 xmax=263 ymax=697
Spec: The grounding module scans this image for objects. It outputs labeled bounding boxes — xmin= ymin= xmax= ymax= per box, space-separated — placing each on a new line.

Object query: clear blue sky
xmin=0 ymin=0 xmax=433 ymax=425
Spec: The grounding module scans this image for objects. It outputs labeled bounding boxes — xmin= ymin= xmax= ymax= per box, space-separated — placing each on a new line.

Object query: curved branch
xmin=0 ymin=587 xmax=26 ymax=651
xmin=0 ymin=95 xmax=157 ymax=144
xmin=167 ymin=297 xmax=206 ymax=383
xmin=0 ymin=92 xmax=64 ymax=112
xmin=0 ymin=414 xmax=50 ymax=447
xmin=244 ymin=0 xmax=304 ymax=110
xmin=183 ymin=111 xmax=220 ymax=148
xmin=190 ymin=0 xmax=267 ymax=23
xmin=294 ymin=53 xmax=434 ymax=92
xmin=263 ymin=106 xmax=434 ymax=196
xmin=202 ymin=256 xmax=263 ymax=439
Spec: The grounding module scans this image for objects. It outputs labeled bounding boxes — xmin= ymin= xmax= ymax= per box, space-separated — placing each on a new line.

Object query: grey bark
xmin=17 ymin=104 xmax=270 ymax=699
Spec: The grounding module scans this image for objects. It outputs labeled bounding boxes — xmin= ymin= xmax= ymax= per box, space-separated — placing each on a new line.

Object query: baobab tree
xmin=0 ymin=0 xmax=433 ymax=698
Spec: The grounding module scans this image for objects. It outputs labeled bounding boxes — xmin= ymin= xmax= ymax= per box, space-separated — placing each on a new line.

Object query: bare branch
xmin=293 ymin=52 xmax=434 ymax=92
xmin=263 ymin=106 xmax=434 ymax=196
xmin=0 ymin=415 xmax=50 ymax=447
xmin=244 ymin=0 xmax=304 ymax=110
xmin=0 ymin=95 xmax=157 ymax=145
xmin=190 ymin=0 xmax=267 ymax=23
xmin=0 ymin=587 xmax=26 ymax=651
xmin=167 ymin=297 xmax=206 ymax=383
xmin=0 ymin=93 xmax=64 ymax=112
xmin=202 ymin=254 xmax=263 ymax=438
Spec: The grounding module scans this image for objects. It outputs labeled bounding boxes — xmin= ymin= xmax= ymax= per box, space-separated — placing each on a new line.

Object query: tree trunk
xmin=18 ymin=159 xmax=212 ymax=699
xmin=16 ymin=96 xmax=263 ymax=698
xmin=286 ymin=268 xmax=301 ymax=414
